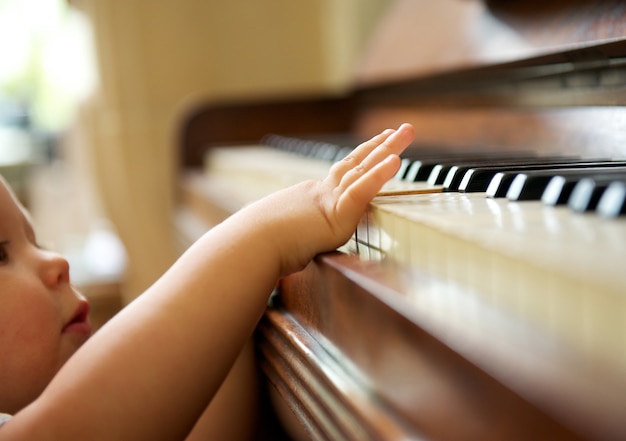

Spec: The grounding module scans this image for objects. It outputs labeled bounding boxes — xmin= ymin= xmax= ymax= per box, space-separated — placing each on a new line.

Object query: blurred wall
xmin=70 ymin=0 xmax=390 ymax=302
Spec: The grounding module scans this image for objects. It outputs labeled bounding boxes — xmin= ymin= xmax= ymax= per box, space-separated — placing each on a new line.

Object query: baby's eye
xmin=0 ymin=242 xmax=9 ymax=264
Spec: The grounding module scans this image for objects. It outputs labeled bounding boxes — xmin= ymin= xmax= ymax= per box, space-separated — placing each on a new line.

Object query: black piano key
xmin=542 ymin=176 xmax=578 ymax=206
xmin=444 ymin=156 xmax=583 ymax=192
xmin=314 ymin=142 xmax=340 ymax=161
xmin=507 ymin=173 xmax=557 ymax=200
xmin=597 ymin=181 xmax=626 ymax=217
xmin=396 ymin=149 xmax=473 ymax=180
xmin=484 ymin=162 xmax=626 ymax=198
xmin=467 ymin=164 xmax=589 ymax=195
xmin=541 ymin=175 xmax=581 ymax=206
xmin=567 ymin=178 xmax=614 ymax=212
xmin=442 ymin=156 xmax=564 ymax=191
xmin=426 ymin=154 xmax=551 ymax=186
xmin=395 ymin=149 xmax=438 ymax=179
xmin=333 ymin=146 xmax=353 ymax=161
xmin=404 ymin=151 xmax=538 ymax=182
xmin=395 ymin=158 xmax=415 ymax=179
xmin=263 ymin=135 xmax=336 ymax=158
xmin=570 ymin=183 xmax=597 ymax=212
xmin=406 ymin=160 xmax=443 ymax=181
xmin=486 ymin=172 xmax=518 ymax=198
xmin=463 ymin=159 xmax=621 ymax=194
xmin=542 ymin=172 xmax=626 ymax=206
xmin=428 ymin=163 xmax=457 ymax=186
xmin=405 ymin=155 xmax=485 ymax=182
xmin=507 ymin=166 xmax=626 ymax=201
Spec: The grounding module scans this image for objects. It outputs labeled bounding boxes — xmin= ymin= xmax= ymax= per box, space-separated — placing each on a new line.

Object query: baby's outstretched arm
xmin=3 ymin=124 xmax=414 ymax=440
xmin=254 ymin=123 xmax=414 ymax=275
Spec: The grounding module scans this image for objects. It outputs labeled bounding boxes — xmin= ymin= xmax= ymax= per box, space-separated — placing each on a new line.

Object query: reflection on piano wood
xmin=175 ymin=1 xmax=626 ymax=440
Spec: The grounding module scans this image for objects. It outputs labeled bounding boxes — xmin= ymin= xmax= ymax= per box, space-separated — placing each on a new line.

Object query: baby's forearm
xmin=8 ymin=178 xmax=334 ymax=440
xmin=11 ymin=201 xmax=286 ymax=440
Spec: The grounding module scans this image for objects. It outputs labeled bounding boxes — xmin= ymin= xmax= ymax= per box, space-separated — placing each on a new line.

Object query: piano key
xmin=441 ymin=156 xmax=566 ymax=191
xmin=396 ymin=157 xmax=416 ymax=180
xmin=597 ymin=181 xmax=626 ymax=217
xmin=540 ymin=172 xmax=626 ymax=206
xmin=506 ymin=166 xmax=626 ymax=201
xmin=405 ymin=160 xmax=443 ymax=182
xmin=485 ymin=162 xmax=626 ymax=198
xmin=405 ymin=155 xmax=485 ymax=182
xmin=311 ymin=142 xmax=340 ymax=161
xmin=263 ymin=134 xmax=355 ymax=161
xmin=394 ymin=145 xmax=478 ymax=179
xmin=471 ymin=162 xmax=609 ymax=196
xmin=443 ymin=157 xmax=584 ymax=192
xmin=427 ymin=164 xmax=457 ymax=186
xmin=568 ymin=178 xmax=610 ymax=212
xmin=425 ymin=154 xmax=546 ymax=186
xmin=485 ymin=172 xmax=518 ymax=198
xmin=404 ymin=151 xmax=538 ymax=182
xmin=363 ymin=191 xmax=626 ymax=375
xmin=395 ymin=148 xmax=452 ymax=179
xmin=333 ymin=146 xmax=353 ymax=161
xmin=542 ymin=176 xmax=579 ymax=206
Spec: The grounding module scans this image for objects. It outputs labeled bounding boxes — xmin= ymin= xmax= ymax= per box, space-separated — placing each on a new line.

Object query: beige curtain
xmin=72 ymin=0 xmax=390 ymax=302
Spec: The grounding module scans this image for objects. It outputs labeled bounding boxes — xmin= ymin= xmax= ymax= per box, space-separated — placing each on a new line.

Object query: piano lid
xmin=355 ymin=0 xmax=626 ymax=87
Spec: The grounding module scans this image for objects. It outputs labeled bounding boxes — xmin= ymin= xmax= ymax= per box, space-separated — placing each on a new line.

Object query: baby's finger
xmin=357 ymin=123 xmax=414 ymax=174
xmin=337 ymin=123 xmax=414 ymax=191
xmin=336 ymin=154 xmax=402 ymax=220
xmin=327 ymin=128 xmax=395 ymax=185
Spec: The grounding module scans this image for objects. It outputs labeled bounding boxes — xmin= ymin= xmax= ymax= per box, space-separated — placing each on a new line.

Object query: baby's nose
xmin=39 ymin=250 xmax=71 ymax=288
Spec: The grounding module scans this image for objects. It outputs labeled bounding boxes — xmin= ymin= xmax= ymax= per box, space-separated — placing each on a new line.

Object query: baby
xmin=0 ymin=123 xmax=414 ymax=440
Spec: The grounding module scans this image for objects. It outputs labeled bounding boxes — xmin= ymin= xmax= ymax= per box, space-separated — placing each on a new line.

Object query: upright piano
xmin=174 ymin=1 xmax=626 ymax=439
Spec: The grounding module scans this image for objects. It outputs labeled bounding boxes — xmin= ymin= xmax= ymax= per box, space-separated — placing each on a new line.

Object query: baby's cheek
xmin=4 ymin=301 xmax=62 ymax=362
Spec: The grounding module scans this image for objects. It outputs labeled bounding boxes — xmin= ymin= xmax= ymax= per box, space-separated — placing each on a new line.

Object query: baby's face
xmin=0 ymin=178 xmax=92 ymax=413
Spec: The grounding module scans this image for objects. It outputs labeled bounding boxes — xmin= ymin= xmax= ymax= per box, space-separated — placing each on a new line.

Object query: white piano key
xmin=366 ymin=191 xmax=626 ymax=371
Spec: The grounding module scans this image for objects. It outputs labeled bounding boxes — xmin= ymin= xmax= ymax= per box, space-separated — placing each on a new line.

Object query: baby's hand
xmin=258 ymin=123 xmax=415 ymax=275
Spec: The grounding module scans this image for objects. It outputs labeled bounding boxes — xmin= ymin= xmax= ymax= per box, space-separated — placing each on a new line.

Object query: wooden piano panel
xmin=259 ymin=254 xmax=588 ymax=441
xmin=353 ymin=106 xmax=626 ymax=159
xmin=355 ymin=0 xmax=626 ymax=86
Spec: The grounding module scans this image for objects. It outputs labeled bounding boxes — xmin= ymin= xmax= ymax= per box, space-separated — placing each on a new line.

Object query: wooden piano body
xmin=175 ymin=1 xmax=626 ymax=439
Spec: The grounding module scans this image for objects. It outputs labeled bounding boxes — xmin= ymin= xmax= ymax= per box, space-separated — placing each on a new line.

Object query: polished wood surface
xmin=259 ymin=253 xmax=592 ymax=440
xmin=175 ymin=1 xmax=626 ymax=440
xmin=355 ymin=0 xmax=626 ymax=86
xmin=178 ymin=96 xmax=354 ymax=168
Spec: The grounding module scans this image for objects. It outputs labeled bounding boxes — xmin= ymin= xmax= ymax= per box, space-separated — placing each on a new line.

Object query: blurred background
xmin=0 ymin=0 xmax=391 ymax=327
